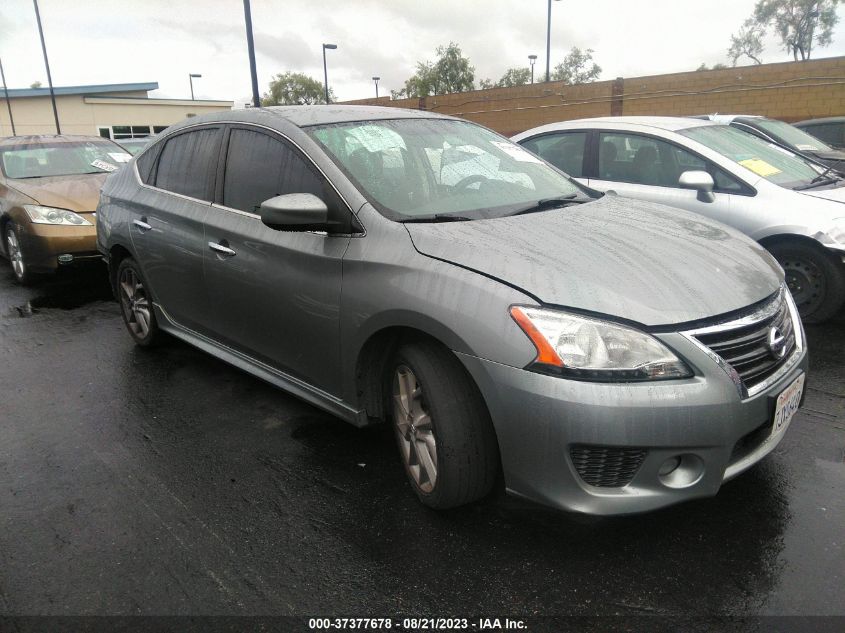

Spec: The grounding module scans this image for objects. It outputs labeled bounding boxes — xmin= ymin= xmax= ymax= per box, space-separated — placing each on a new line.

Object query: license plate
xmin=772 ymin=373 xmax=805 ymax=436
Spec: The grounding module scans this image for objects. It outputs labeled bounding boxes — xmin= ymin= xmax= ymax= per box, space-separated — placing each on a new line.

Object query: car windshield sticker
xmin=108 ymin=152 xmax=132 ymax=163
xmin=347 ymin=125 xmax=407 ymax=152
xmin=739 ymin=158 xmax=782 ymax=177
xmin=491 ymin=141 xmax=543 ymax=163
xmin=91 ymin=159 xmax=118 ymax=172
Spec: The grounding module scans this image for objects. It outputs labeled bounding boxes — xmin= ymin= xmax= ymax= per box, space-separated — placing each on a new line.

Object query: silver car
xmin=514 ymin=116 xmax=845 ymax=323
xmin=97 ymin=106 xmax=807 ymax=515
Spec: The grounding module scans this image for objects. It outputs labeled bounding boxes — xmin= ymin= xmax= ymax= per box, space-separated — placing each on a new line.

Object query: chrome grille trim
xmin=681 ymin=285 xmax=804 ymax=399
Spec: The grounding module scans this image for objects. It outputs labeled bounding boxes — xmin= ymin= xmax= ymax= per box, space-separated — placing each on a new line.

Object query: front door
xmin=202 ymin=126 xmax=352 ymax=396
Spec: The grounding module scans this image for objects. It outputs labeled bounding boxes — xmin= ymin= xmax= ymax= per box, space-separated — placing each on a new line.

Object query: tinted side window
xmin=223 ymin=128 xmax=324 ymax=213
xmin=521 ymin=132 xmax=587 ymax=177
xmin=803 ymin=123 xmax=842 ymax=148
xmin=154 ymin=128 xmax=221 ymax=200
xmin=136 ymin=145 xmax=158 ymax=184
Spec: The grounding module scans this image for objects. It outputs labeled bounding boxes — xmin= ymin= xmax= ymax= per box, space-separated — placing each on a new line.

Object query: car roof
xmin=699 ymin=114 xmax=766 ymax=124
xmin=795 ymin=116 xmax=845 ymax=125
xmin=0 ymin=134 xmax=112 ymax=148
xmin=516 ymin=116 xmax=720 ymax=138
xmin=164 ymin=105 xmax=457 ymax=134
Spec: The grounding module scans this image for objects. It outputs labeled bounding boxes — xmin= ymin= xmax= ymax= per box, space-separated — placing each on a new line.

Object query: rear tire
xmin=768 ymin=240 xmax=845 ymax=324
xmin=116 ymin=257 xmax=162 ymax=347
xmin=389 ymin=341 xmax=499 ymax=509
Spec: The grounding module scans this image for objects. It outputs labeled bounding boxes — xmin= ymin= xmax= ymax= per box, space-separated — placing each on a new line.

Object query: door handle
xmin=133 ymin=218 xmax=152 ymax=231
xmin=208 ymin=241 xmax=236 ymax=257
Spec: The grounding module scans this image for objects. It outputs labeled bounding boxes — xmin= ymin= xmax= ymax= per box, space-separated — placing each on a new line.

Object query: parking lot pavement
xmin=0 ymin=265 xmax=843 ymax=619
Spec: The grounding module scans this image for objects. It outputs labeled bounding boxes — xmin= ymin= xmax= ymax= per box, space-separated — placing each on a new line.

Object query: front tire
xmin=116 ymin=257 xmax=162 ymax=347
xmin=390 ymin=341 xmax=499 ymax=509
xmin=768 ymin=240 xmax=845 ymax=324
xmin=4 ymin=225 xmax=33 ymax=285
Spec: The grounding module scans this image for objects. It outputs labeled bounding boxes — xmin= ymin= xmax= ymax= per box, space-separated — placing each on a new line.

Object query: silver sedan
xmin=514 ymin=117 xmax=845 ymax=323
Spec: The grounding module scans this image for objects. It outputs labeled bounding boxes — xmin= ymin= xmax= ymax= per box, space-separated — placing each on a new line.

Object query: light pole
xmin=243 ymin=0 xmax=260 ymax=108
xmin=528 ymin=54 xmax=538 ymax=84
xmin=32 ymin=0 xmax=60 ymax=133
xmin=0 ymin=57 xmax=15 ymax=136
xmin=322 ymin=43 xmax=337 ymax=104
xmin=188 ymin=73 xmax=202 ymax=100
xmin=546 ymin=0 xmax=562 ymax=82
xmin=372 ymin=76 xmax=380 ymax=98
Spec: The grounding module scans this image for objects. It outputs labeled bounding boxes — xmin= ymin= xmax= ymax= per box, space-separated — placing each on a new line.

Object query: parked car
xmin=97 ymin=106 xmax=807 ymax=515
xmin=514 ymin=116 xmax=845 ymax=323
xmin=694 ymin=114 xmax=845 ymax=172
xmin=0 ymin=134 xmax=131 ymax=283
xmin=118 ymin=137 xmax=155 ymax=156
xmin=795 ymin=116 xmax=845 ymax=151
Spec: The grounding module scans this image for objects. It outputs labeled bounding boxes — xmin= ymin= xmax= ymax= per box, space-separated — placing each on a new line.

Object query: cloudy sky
xmin=2 ymin=0 xmax=845 ymax=105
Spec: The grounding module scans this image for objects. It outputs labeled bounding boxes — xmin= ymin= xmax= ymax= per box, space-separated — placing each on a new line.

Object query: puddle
xmin=10 ymin=271 xmax=114 ymax=317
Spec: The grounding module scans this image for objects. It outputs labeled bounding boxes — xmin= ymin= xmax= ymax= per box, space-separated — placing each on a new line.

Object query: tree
xmin=551 ymin=47 xmax=602 ymax=84
xmin=392 ymin=42 xmax=475 ymax=98
xmin=261 ymin=72 xmax=334 ymax=106
xmin=495 ymin=67 xmax=532 ymax=87
xmin=696 ymin=62 xmax=730 ymax=71
xmin=751 ymin=0 xmax=839 ymax=60
xmin=728 ymin=19 xmax=766 ymax=65
xmin=30 ymin=81 xmax=42 ymax=89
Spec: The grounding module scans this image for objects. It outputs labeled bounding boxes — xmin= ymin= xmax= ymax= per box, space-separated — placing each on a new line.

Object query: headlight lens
xmin=510 ymin=306 xmax=692 ymax=381
xmin=24 ymin=205 xmax=92 ymax=226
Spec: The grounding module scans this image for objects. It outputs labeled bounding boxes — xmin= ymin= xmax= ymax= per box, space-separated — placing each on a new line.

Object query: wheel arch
xmin=107 ymin=242 xmax=134 ymax=299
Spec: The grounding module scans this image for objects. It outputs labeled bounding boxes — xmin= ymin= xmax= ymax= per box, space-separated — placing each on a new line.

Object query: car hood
xmin=797 ymin=184 xmax=845 ymax=204
xmin=405 ymin=195 xmax=782 ymax=327
xmin=5 ymin=173 xmax=107 ymax=212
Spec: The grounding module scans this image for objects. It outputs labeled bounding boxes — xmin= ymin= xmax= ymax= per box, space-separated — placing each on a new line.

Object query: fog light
xmin=57 ymin=254 xmax=74 ymax=264
xmin=658 ymin=456 xmax=681 ymax=476
xmin=658 ymin=454 xmax=704 ymax=489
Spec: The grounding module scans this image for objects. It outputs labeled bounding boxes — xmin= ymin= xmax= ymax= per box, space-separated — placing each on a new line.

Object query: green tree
xmin=261 ymin=72 xmax=334 ymax=106
xmin=551 ymin=47 xmax=602 ymax=84
xmin=392 ymin=42 xmax=475 ymax=98
xmin=751 ymin=0 xmax=839 ymax=60
xmin=30 ymin=81 xmax=42 ymax=89
xmin=496 ymin=67 xmax=532 ymax=87
xmin=696 ymin=62 xmax=730 ymax=71
xmin=728 ymin=19 xmax=766 ymax=65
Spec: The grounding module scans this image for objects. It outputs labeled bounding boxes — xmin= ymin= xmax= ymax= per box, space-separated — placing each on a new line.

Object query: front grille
xmin=570 ymin=446 xmax=647 ymax=488
xmin=693 ymin=292 xmax=796 ymax=393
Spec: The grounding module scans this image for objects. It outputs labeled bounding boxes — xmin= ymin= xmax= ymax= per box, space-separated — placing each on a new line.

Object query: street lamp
xmin=322 ymin=43 xmax=337 ymax=104
xmin=188 ymin=73 xmax=202 ymax=100
xmin=32 ymin=0 xmax=60 ymax=133
xmin=372 ymin=76 xmax=380 ymax=98
xmin=546 ymin=0 xmax=562 ymax=82
xmin=528 ymin=54 xmax=538 ymax=84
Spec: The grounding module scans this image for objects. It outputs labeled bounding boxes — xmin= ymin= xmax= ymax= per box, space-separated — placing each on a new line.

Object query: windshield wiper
xmin=794 ymin=166 xmax=843 ymax=190
xmin=509 ymin=193 xmax=589 ymax=216
xmin=401 ymin=214 xmax=474 ymax=223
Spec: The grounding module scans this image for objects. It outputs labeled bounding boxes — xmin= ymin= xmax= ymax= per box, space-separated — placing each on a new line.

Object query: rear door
xmin=130 ymin=126 xmax=221 ymax=334
xmin=203 ymin=125 xmax=352 ymax=395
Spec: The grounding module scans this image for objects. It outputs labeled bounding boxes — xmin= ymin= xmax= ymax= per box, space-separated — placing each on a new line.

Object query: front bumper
xmin=15 ymin=216 xmax=99 ymax=273
xmin=457 ymin=330 xmax=808 ymax=516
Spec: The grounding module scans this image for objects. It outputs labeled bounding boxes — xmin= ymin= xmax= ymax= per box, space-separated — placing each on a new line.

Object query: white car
xmin=513 ymin=117 xmax=845 ymax=323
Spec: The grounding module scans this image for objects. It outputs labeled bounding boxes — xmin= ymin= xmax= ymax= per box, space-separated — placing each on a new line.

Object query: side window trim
xmin=594 ymin=129 xmax=756 ymax=196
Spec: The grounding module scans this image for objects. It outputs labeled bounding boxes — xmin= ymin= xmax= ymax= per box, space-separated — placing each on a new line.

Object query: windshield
xmin=680 ymin=125 xmax=825 ymax=189
xmin=0 ymin=141 xmax=131 ymax=179
xmin=308 ymin=118 xmax=584 ymax=220
xmin=753 ymin=118 xmax=834 ymax=153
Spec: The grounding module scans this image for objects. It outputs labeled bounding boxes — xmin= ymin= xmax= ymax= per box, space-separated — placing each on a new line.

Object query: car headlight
xmin=24 ymin=205 xmax=92 ymax=226
xmin=510 ymin=306 xmax=692 ymax=381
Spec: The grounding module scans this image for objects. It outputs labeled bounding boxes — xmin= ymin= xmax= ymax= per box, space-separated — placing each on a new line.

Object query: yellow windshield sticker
xmin=739 ymin=158 xmax=782 ymax=177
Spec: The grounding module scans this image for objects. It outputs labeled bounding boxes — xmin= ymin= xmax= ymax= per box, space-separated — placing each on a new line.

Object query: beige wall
xmin=0 ymin=93 xmax=232 ymax=137
xmin=342 ymin=56 xmax=845 ymax=136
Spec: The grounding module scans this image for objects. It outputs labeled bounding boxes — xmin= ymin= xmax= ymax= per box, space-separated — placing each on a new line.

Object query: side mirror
xmin=260 ymin=193 xmax=329 ymax=231
xmin=678 ymin=170 xmax=715 ymax=203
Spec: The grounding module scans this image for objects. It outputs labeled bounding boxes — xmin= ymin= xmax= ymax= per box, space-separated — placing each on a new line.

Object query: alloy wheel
xmin=392 ymin=365 xmax=438 ymax=493
xmin=6 ymin=229 xmax=25 ymax=280
xmin=119 ymin=266 xmax=152 ymax=339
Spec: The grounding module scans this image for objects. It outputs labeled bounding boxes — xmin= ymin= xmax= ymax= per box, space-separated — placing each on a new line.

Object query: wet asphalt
xmin=0 ymin=264 xmax=843 ymax=621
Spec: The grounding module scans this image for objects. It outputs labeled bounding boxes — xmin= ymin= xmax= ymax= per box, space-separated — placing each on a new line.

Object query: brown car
xmin=0 ymin=135 xmax=130 ymax=283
